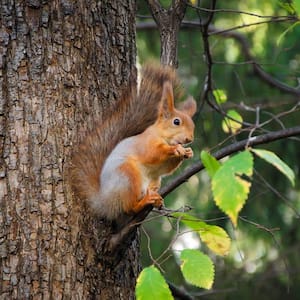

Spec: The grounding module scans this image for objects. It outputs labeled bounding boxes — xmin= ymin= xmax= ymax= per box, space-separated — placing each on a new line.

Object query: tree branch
xmin=168 ymin=281 xmax=195 ymax=300
xmin=207 ymin=24 xmax=300 ymax=96
xmin=161 ymin=126 xmax=300 ymax=196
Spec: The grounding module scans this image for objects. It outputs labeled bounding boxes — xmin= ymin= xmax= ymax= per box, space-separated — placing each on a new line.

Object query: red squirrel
xmin=71 ymin=64 xmax=196 ymax=220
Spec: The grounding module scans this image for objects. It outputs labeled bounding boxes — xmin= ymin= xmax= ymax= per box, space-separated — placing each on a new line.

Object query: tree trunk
xmin=0 ymin=1 xmax=138 ymax=299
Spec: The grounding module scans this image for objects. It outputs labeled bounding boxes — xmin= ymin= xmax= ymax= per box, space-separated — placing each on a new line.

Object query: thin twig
xmin=239 ymin=216 xmax=291 ymax=290
xmin=210 ymin=17 xmax=298 ymax=36
xmin=187 ymin=3 xmax=297 ymax=20
xmin=253 ymin=169 xmax=300 ymax=218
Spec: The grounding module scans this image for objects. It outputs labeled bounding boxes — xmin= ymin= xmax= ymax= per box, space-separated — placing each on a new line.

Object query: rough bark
xmin=0 ymin=1 xmax=138 ymax=299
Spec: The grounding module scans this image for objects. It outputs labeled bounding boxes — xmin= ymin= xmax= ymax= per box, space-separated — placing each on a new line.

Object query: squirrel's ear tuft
xmin=178 ymin=96 xmax=197 ymax=117
xmin=159 ymin=81 xmax=175 ymax=118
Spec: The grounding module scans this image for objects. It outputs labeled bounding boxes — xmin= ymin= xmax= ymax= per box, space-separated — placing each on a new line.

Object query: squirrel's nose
xmin=185 ymin=136 xmax=193 ymax=144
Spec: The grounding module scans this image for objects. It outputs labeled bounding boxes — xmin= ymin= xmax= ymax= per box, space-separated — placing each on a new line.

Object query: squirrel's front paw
xmin=174 ymin=144 xmax=193 ymax=159
xmin=184 ymin=147 xmax=193 ymax=159
xmin=174 ymin=144 xmax=187 ymax=157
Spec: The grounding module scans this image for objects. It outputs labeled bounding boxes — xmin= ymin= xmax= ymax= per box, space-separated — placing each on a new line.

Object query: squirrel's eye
xmin=173 ymin=118 xmax=181 ymax=126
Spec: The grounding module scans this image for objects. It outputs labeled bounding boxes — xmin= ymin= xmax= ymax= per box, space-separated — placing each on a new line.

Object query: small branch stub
xmin=147 ymin=0 xmax=188 ymax=66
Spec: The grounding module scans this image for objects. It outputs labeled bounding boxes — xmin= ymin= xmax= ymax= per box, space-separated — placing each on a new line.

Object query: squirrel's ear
xmin=159 ymin=81 xmax=175 ymax=118
xmin=178 ymin=96 xmax=197 ymax=117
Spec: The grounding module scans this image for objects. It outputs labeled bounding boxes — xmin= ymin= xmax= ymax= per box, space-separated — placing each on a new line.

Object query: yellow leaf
xmin=199 ymin=225 xmax=231 ymax=256
xmin=222 ymin=109 xmax=243 ymax=134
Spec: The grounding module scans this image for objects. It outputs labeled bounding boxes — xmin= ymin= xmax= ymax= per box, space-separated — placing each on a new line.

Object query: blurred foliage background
xmin=136 ymin=0 xmax=300 ymax=299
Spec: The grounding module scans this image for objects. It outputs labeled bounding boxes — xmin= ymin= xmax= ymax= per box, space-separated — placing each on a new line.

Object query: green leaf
xmin=294 ymin=0 xmax=300 ymax=15
xmin=222 ymin=109 xmax=243 ymax=134
xmin=201 ymin=150 xmax=221 ymax=178
xmin=173 ymin=213 xmax=231 ymax=256
xmin=212 ymin=151 xmax=254 ymax=226
xmin=252 ymin=149 xmax=295 ymax=186
xmin=180 ymin=249 xmax=215 ymax=289
xmin=213 ymin=89 xmax=227 ymax=104
xmin=136 ymin=266 xmax=173 ymax=300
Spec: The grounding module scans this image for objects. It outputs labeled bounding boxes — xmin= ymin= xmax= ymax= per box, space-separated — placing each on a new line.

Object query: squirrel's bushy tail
xmin=71 ymin=64 xmax=181 ymax=200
